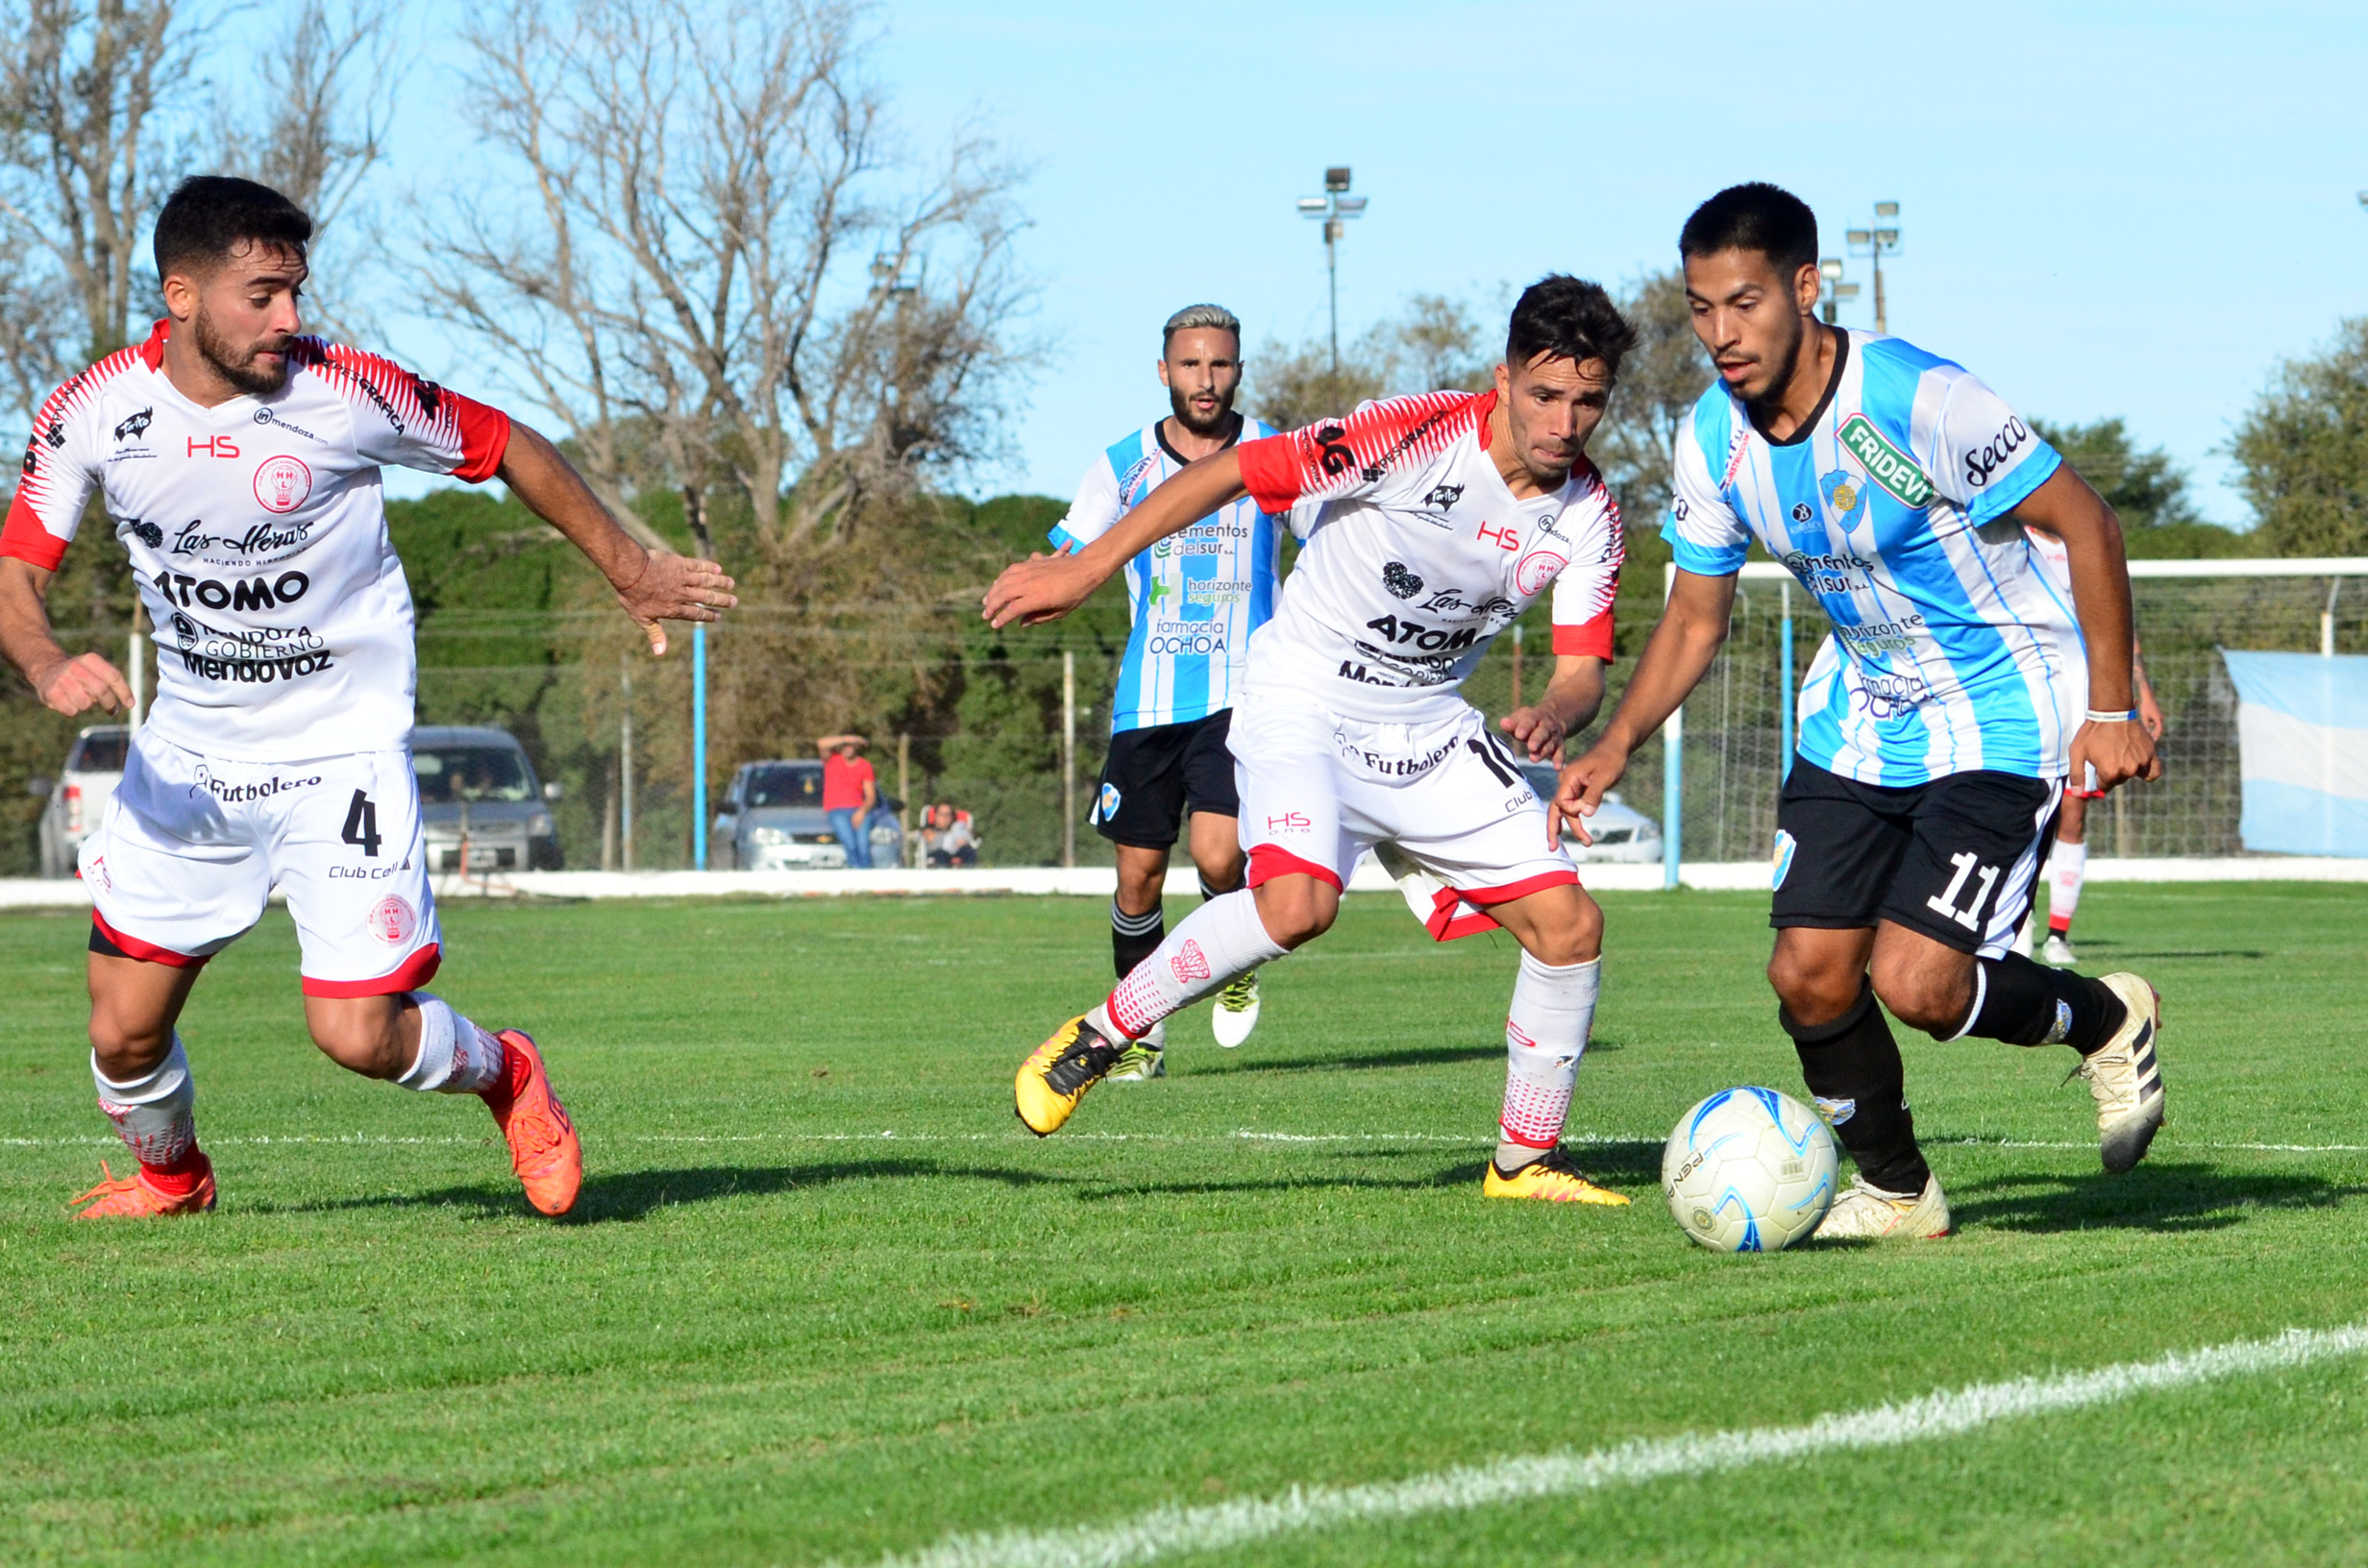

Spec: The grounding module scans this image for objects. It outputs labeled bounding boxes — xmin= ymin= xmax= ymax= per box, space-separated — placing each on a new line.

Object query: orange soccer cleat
xmin=486 ymin=1029 xmax=582 ymax=1216
xmin=71 ymin=1154 xmax=216 ymax=1219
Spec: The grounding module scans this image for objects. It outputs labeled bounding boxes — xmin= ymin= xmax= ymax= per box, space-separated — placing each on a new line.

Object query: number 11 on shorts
xmin=1926 ymin=849 xmax=1998 ymax=930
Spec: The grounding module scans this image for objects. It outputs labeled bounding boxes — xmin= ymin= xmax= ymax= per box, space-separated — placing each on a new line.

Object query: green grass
xmin=3 ymin=884 xmax=2365 ymax=1566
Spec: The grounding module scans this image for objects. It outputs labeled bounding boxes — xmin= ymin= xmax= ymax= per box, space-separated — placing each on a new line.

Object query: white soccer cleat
xmin=1106 ymin=1018 xmax=1167 ymax=1083
xmin=1211 ymin=969 xmax=1262 ymax=1048
xmin=2041 ymin=933 xmax=2078 ymax=966
xmin=1813 ymin=1172 xmax=1951 ymax=1240
xmin=2079 ymin=972 xmax=2164 ymax=1174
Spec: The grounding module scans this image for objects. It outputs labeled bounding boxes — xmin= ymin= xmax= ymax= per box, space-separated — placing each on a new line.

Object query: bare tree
xmin=1246 ymin=294 xmax=1492 ymax=431
xmin=417 ymin=0 xmax=1034 ymax=555
xmin=1591 ymin=269 xmax=1714 ymax=522
xmin=0 ymin=0 xmax=196 ymax=414
xmin=224 ymin=0 xmax=398 ymax=223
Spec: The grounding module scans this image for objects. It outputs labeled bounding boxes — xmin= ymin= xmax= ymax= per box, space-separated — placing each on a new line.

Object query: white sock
xmin=1094 ymin=890 xmax=1287 ymax=1041
xmin=93 ymin=1036 xmax=197 ymax=1166
xmin=394 ymin=992 xmax=509 ymax=1094
xmin=1496 ymin=954 xmax=1600 ymax=1164
xmin=2049 ymin=841 xmax=2087 ymax=932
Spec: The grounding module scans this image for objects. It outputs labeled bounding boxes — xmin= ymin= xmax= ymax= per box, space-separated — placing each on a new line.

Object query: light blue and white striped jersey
xmin=1665 ymin=330 xmax=2084 ymax=786
xmin=1051 ymin=416 xmax=1287 ymax=733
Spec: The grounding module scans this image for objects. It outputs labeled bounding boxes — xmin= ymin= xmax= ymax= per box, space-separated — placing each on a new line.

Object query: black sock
xmin=1198 ymin=872 xmax=1237 ymax=902
xmin=1112 ymin=899 xmax=1164 ymax=979
xmin=1958 ymin=953 xmax=2127 ymax=1053
xmin=1781 ymin=980 xmax=1931 ymax=1195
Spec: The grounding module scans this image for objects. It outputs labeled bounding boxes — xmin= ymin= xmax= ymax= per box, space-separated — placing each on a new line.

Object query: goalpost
xmin=1654 ymin=556 xmax=2368 ymax=889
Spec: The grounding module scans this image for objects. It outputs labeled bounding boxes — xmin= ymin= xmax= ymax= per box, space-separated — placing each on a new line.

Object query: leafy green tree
xmin=1591 ymin=269 xmax=1713 ymax=526
xmin=2031 ymin=417 xmax=2199 ymax=530
xmin=2229 ymin=318 xmax=2368 ymax=555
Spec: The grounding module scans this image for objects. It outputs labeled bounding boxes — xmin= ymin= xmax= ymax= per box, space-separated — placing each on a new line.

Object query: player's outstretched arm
xmin=983 ymin=447 xmax=1247 ymax=629
xmin=0 ymin=557 xmax=133 ymax=716
xmin=1551 ymin=570 xmax=1737 ymax=844
xmin=496 ymin=422 xmax=738 ymax=657
xmin=1500 ymin=654 xmax=1607 ymax=762
xmin=2015 ymin=464 xmax=2159 ymax=789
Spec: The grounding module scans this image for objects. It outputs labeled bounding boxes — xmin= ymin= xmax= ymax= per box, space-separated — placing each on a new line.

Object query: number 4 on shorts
xmin=340 ymin=789 xmax=382 ymax=857
xmin=1926 ymin=849 xmax=1998 ymax=931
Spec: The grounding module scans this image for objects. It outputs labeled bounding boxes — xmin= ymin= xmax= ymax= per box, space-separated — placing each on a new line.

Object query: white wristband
xmin=2085 ymin=708 xmax=2140 ymax=723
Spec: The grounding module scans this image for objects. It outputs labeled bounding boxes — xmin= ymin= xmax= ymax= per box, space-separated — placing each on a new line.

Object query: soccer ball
xmin=1662 ymin=1087 xmax=1838 ymax=1253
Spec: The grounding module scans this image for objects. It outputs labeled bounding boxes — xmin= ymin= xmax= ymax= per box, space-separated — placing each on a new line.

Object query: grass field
xmin=5 ymin=883 xmax=2367 ymax=1566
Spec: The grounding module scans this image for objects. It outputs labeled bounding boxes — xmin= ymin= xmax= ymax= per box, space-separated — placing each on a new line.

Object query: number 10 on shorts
xmin=1926 ymin=850 xmax=1998 ymax=930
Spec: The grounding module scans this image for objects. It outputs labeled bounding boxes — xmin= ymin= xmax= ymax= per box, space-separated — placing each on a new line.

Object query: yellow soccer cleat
xmin=1015 ymin=1015 xmax=1126 ymax=1137
xmin=1483 ymin=1146 xmax=1631 ymax=1205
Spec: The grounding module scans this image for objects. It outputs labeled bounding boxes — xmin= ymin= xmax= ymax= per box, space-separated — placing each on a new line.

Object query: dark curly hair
xmin=1505 ymin=275 xmax=1639 ymax=381
xmin=154 ymin=176 xmax=312 ymax=281
xmin=1679 ymin=183 xmax=1818 ymax=278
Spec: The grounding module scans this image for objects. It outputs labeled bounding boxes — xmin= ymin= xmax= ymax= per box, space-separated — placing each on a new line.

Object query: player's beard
xmin=1168 ymin=383 xmax=1239 ymax=441
xmin=1747 ymin=313 xmax=1809 ymax=412
xmin=192 ymin=306 xmax=293 ymax=396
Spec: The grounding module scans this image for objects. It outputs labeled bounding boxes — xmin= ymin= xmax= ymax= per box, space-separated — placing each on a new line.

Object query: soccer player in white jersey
xmin=1051 ymin=305 xmax=1286 ymax=1078
xmin=989 ymin=278 xmax=1637 ymax=1204
xmin=0 ymin=177 xmax=735 ymax=1219
xmin=1559 ymin=184 xmax=2164 ymax=1239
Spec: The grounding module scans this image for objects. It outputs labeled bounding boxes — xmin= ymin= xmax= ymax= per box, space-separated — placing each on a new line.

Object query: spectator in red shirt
xmin=817 ymin=734 xmax=879 ymax=869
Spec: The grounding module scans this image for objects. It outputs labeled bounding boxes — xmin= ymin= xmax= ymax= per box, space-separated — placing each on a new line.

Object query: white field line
xmin=855 ymin=1322 xmax=2368 ymax=1568
xmin=4 ymin=1129 xmax=2366 ymax=1154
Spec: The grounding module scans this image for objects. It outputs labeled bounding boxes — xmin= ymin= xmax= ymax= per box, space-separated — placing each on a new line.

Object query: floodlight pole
xmin=1296 ymin=168 xmax=1366 ymax=377
xmin=1846 ymin=203 xmax=1902 ymax=333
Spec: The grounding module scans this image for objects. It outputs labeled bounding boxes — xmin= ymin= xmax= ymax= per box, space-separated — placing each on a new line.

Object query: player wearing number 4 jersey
xmin=989 ymin=277 xmax=1637 ymax=1203
xmin=1560 ymin=184 xmax=2165 ymax=1240
xmin=0 ymin=177 xmax=735 ymax=1219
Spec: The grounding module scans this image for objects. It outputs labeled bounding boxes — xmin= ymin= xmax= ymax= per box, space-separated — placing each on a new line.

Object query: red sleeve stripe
xmin=1552 ymin=608 xmax=1615 ymax=659
xmin=449 ymin=395 xmax=511 ymax=481
xmin=1240 ymin=391 xmax=1484 ymax=513
xmin=0 ymin=340 xmax=147 ymax=570
xmin=0 ymin=492 xmax=68 ymax=569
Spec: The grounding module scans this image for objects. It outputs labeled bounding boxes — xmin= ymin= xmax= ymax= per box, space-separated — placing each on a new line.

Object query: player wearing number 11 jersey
xmin=1559 ymin=184 xmax=2166 ymax=1239
xmin=0 ymin=177 xmax=734 ymax=1218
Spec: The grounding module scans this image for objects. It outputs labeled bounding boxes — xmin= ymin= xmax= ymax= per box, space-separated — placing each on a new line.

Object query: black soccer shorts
xmin=1770 ymin=757 xmax=2061 ymax=958
xmin=1090 ymin=710 xmax=1241 ymax=849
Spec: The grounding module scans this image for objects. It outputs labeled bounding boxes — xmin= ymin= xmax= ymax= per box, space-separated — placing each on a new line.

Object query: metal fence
xmin=14 ymin=557 xmax=2362 ymax=879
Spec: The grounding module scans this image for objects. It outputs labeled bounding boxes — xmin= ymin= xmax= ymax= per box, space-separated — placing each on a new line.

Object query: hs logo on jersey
xmin=188 ymin=435 xmax=240 ymax=458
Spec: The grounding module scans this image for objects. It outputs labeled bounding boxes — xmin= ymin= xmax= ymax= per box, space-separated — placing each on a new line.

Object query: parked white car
xmin=35 ymin=724 xmax=129 ymax=878
xmin=1517 ymin=762 xmax=1663 ymax=864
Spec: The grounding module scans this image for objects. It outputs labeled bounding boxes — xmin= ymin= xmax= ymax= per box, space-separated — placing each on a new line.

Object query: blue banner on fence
xmin=2222 ymin=649 xmax=2368 ymax=857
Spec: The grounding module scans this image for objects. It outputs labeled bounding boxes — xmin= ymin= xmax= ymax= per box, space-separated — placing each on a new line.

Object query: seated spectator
xmin=920 ymin=802 xmax=978 ymax=868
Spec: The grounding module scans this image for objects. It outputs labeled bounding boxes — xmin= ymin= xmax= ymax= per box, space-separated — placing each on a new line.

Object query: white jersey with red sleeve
xmin=1234 ymin=390 xmax=1621 ymax=725
xmin=0 ymin=320 xmax=511 ymax=761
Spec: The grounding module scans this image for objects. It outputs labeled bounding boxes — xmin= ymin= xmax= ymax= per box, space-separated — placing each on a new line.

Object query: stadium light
xmin=1296 ymin=166 xmax=1368 ymax=376
xmin=1817 ymin=257 xmax=1861 ymax=327
xmin=1846 ymin=202 xmax=1902 ymax=332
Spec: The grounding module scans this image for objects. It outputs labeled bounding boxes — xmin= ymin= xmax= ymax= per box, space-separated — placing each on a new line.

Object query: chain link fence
xmin=11 ymin=563 xmax=2363 ymax=877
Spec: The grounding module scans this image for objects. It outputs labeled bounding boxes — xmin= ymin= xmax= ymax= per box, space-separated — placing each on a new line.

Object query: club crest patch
xmin=1771 ymin=828 xmax=1797 ymax=891
xmin=1097 ymin=782 xmax=1122 ymax=822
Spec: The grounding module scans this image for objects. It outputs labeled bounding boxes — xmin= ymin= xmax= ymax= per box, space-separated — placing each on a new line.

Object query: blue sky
xmin=382 ymin=0 xmax=2367 ymax=525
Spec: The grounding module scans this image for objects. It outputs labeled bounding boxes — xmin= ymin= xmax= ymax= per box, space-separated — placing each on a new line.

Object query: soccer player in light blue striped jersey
xmin=1558 ymin=184 xmax=2167 ymax=1239
xmin=1049 ymin=305 xmax=1291 ymax=1076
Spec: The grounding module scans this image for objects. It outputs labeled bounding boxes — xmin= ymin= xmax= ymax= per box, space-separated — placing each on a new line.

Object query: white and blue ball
xmin=1662 ymin=1087 xmax=1838 ymax=1253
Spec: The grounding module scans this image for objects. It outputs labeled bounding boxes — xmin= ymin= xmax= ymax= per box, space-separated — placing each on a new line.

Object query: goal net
xmin=1620 ymin=557 xmax=2368 ymax=877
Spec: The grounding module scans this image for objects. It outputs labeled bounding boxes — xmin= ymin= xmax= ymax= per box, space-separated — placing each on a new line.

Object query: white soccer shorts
xmin=1229 ymin=693 xmax=1580 ymax=941
xmin=80 ymin=731 xmax=442 ymax=995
